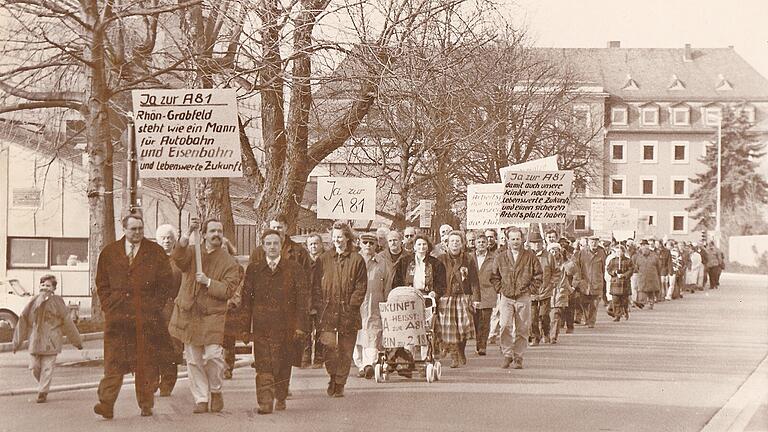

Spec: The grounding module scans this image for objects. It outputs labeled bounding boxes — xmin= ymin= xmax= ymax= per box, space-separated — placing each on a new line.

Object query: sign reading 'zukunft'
xmin=500 ymin=170 xmax=574 ymax=224
xmin=131 ymin=89 xmax=242 ymax=178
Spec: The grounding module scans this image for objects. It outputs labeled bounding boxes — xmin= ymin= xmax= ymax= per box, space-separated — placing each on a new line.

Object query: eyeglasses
xmin=404 ymin=234 xmax=415 ymax=238
xmin=361 ymin=240 xmax=375 ymax=245
xmin=485 ymin=235 xmax=496 ymax=239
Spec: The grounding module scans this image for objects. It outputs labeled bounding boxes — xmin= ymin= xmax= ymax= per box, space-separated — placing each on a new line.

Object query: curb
xmin=0 ymin=358 xmax=253 ymax=397
xmin=0 ymin=332 xmax=104 ymax=354
xmin=701 ymin=353 xmax=768 ymax=432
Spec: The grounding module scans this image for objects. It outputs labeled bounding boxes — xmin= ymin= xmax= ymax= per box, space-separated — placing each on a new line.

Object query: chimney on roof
xmin=684 ymin=43 xmax=693 ymax=62
xmin=607 ymin=41 xmax=621 ymax=48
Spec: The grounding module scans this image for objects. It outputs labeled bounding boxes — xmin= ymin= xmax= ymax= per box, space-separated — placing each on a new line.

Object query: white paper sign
xmin=132 ymin=89 xmax=242 ymax=178
xmin=317 ymin=177 xmax=376 ymax=220
xmin=466 ymin=183 xmax=504 ymax=229
xmin=379 ymin=299 xmax=428 ymax=348
xmin=604 ymin=207 xmax=639 ymax=232
xmin=500 ymin=171 xmax=574 ymax=224
xmin=590 ymin=199 xmax=630 ymax=230
xmin=499 ymin=155 xmax=559 ymax=181
xmin=419 ymin=199 xmax=434 ymax=229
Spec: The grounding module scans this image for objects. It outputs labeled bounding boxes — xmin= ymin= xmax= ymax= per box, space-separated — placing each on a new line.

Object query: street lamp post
xmin=715 ymin=118 xmax=722 ymax=248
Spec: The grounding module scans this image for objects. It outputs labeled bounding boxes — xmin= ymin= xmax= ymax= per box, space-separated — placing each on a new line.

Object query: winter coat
xmin=159 ymin=259 xmax=184 ymax=364
xmin=311 ymin=249 xmax=368 ymax=334
xmin=633 ymin=250 xmax=662 ymax=293
xmin=475 ymin=251 xmax=498 ymax=309
xmin=374 ymin=249 xmax=402 ymax=293
xmin=657 ymin=247 xmax=672 ymax=276
xmin=551 ymin=260 xmax=576 ymax=308
xmin=391 ymin=253 xmax=447 ymax=299
xmin=96 ymin=237 xmax=173 ymax=375
xmin=438 ymin=251 xmax=480 ymax=301
xmin=489 ymin=248 xmax=543 ymax=299
xmin=532 ymin=249 xmax=555 ymax=301
xmin=169 ymin=243 xmax=241 ymax=346
xmin=12 ymin=289 xmax=82 ymax=355
xmin=607 ymin=255 xmax=634 ymax=296
xmin=706 ymin=246 xmax=725 ymax=269
xmin=572 ymin=247 xmax=607 ymax=297
xmin=240 ymin=257 xmax=309 ymax=369
xmin=357 ymin=254 xmax=391 ymax=349
xmin=685 ymin=251 xmax=705 ymax=286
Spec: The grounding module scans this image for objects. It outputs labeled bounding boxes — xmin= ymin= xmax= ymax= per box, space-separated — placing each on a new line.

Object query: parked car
xmin=0 ymin=278 xmax=32 ymax=330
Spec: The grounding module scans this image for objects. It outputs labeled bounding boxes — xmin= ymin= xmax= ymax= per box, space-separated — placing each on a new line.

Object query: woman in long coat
xmin=436 ymin=231 xmax=480 ymax=368
xmin=632 ymin=241 xmax=662 ymax=310
xmin=685 ymin=244 xmax=704 ymax=293
xmin=607 ymin=245 xmax=634 ymax=321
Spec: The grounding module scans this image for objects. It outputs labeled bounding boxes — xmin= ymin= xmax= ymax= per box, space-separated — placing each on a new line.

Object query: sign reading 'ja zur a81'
xmin=316 ymin=177 xmax=376 ymax=221
xmin=131 ymin=89 xmax=242 ymax=178
xmin=500 ymin=170 xmax=574 ymax=224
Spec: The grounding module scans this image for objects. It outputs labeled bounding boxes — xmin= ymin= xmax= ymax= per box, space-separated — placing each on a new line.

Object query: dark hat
xmin=528 ymin=231 xmax=544 ymax=243
xmin=588 ymin=235 xmax=600 ymax=240
xmin=639 ymin=239 xmax=649 ymax=246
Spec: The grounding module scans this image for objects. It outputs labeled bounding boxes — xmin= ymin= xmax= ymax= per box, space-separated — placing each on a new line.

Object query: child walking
xmin=12 ymin=274 xmax=83 ymax=403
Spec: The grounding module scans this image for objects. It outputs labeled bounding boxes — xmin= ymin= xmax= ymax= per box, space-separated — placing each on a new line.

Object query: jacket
xmin=12 ymin=290 xmax=82 ymax=355
xmin=633 ymin=250 xmax=662 ymax=293
xmin=532 ymin=249 xmax=555 ymax=301
xmin=573 ymin=247 xmax=607 ymax=297
xmin=437 ymin=251 xmax=480 ymax=301
xmin=311 ymin=249 xmax=368 ymax=334
xmin=551 ymin=260 xmax=576 ymax=308
xmin=607 ymin=255 xmax=634 ymax=296
xmin=391 ymin=253 xmax=447 ymax=299
xmin=475 ymin=251 xmax=498 ymax=309
xmin=489 ymin=248 xmax=543 ymax=299
xmin=96 ymin=237 xmax=173 ymax=375
xmin=169 ymin=242 xmax=241 ymax=346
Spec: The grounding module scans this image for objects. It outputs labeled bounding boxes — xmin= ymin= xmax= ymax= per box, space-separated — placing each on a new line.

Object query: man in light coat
xmin=354 ymin=232 xmax=390 ymax=378
xmin=169 ymin=217 xmax=241 ymax=414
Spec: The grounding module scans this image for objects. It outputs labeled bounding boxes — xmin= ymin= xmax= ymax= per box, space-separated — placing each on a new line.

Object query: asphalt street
xmin=0 ymin=272 xmax=766 ymax=432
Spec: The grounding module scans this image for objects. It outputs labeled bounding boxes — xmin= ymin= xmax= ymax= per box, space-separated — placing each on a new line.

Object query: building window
xmin=573 ymin=212 xmax=588 ymax=230
xmin=704 ymin=107 xmax=722 ymax=126
xmin=639 ymin=176 xmax=657 ymax=196
xmin=672 ymin=107 xmax=690 ymax=125
xmin=611 ymin=107 xmax=628 ymax=126
xmin=573 ymin=105 xmax=591 ymax=128
xmin=609 ymin=175 xmax=626 ymax=196
xmin=670 ymin=212 xmax=689 ymax=234
xmin=641 ymin=141 xmax=658 ymax=163
xmin=641 ymin=107 xmax=659 ymax=125
xmin=671 ymin=141 xmax=689 ymax=164
xmin=610 ymin=141 xmax=626 ymax=163
xmin=8 ymin=238 xmax=49 ymax=269
xmin=671 ymin=176 xmax=689 ymax=197
xmin=640 ymin=211 xmax=658 ymax=227
xmin=50 ymin=238 xmax=89 ymax=267
xmin=741 ymin=106 xmax=756 ymax=123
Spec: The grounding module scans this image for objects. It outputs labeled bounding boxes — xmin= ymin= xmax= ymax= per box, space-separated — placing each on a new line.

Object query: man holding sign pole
xmin=169 ymin=218 xmax=241 ymax=414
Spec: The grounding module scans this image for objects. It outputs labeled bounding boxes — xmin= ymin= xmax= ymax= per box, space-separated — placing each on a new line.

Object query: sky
xmin=506 ymin=0 xmax=768 ymax=79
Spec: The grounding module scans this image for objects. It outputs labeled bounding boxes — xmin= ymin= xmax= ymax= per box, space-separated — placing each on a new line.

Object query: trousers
xmin=322 ymin=332 xmax=356 ymax=386
xmin=473 ymin=308 xmax=492 ymax=352
xmin=581 ymin=295 xmax=599 ymax=327
xmin=498 ymin=295 xmax=531 ymax=359
xmin=97 ymin=365 xmax=157 ymax=410
xmin=185 ymin=344 xmax=225 ymax=404
xmin=530 ymin=299 xmax=551 ymax=341
xmin=30 ymin=354 xmax=57 ymax=393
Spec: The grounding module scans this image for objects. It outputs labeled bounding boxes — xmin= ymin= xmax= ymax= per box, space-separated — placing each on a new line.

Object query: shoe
xmin=551 ymin=338 xmax=558 ymax=344
xmin=94 ymin=403 xmax=114 ymax=419
xmin=587 ymin=324 xmax=595 ymax=328
xmin=529 ymin=339 xmax=539 ymax=347
xmin=364 ymin=365 xmax=374 ymax=379
xmin=501 ymin=357 xmax=513 ymax=369
xmin=333 ymin=386 xmax=345 ymax=398
xmin=613 ymin=316 xmax=621 ymax=322
xmin=648 ymin=303 xmax=654 ymax=310
xmin=625 ymin=311 xmax=630 ymax=320
xmin=326 ymin=382 xmax=335 ymax=397
xmin=257 ymin=404 xmax=273 ymax=415
xmin=159 ymin=389 xmax=172 ymax=397
xmin=357 ymin=369 xmax=366 ymax=378
xmin=140 ymin=407 xmax=153 ymax=417
xmin=36 ymin=392 xmax=47 ymax=403
xmin=565 ymin=328 xmax=574 ymax=334
xmin=543 ymin=336 xmax=551 ymax=344
xmin=223 ymin=369 xmax=233 ymax=380
xmin=477 ymin=350 xmax=486 ymax=356
xmin=459 ymin=351 xmax=467 ymax=365
xmin=210 ymin=392 xmax=223 ymax=413
xmin=513 ymin=357 xmax=523 ymax=369
xmin=193 ymin=402 xmax=209 ymax=414
xmin=275 ymin=400 xmax=286 ymax=411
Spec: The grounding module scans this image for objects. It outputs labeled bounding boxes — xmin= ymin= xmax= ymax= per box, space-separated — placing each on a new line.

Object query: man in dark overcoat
xmin=240 ymin=229 xmax=309 ymax=414
xmin=94 ymin=213 xmax=172 ymax=419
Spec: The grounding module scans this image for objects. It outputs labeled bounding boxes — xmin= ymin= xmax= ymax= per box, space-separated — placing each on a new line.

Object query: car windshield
xmin=8 ymin=280 xmax=30 ymax=296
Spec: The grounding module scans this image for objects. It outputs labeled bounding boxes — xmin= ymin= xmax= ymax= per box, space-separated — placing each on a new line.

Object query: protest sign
xmin=466 ymin=183 xmax=504 ymax=229
xmin=131 ymin=89 xmax=241 ymax=178
xmin=499 ymin=155 xmax=558 ymax=181
xmin=317 ymin=177 xmax=376 ymax=221
xmin=500 ymin=170 xmax=574 ymax=224
xmin=603 ymin=207 xmax=639 ymax=232
xmin=590 ymin=199 xmax=630 ymax=230
xmin=379 ymin=298 xmax=428 ymax=348
xmin=419 ymin=199 xmax=434 ymax=228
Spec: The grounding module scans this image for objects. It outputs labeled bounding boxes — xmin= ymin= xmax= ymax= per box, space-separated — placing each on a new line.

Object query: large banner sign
xmin=466 ymin=183 xmax=504 ymax=229
xmin=498 ymin=155 xmax=559 ymax=181
xmin=131 ymin=89 xmax=242 ymax=178
xmin=317 ymin=177 xmax=376 ymax=221
xmin=379 ymin=299 xmax=428 ymax=348
xmin=500 ymin=170 xmax=574 ymax=224
xmin=590 ymin=199 xmax=630 ymax=230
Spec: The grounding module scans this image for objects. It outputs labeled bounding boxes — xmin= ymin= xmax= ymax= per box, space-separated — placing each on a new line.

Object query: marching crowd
xmin=11 ymin=213 xmax=726 ymax=419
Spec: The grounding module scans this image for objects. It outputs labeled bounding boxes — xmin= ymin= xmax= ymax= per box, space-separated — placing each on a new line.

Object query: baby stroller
xmin=374 ymin=286 xmax=442 ymax=383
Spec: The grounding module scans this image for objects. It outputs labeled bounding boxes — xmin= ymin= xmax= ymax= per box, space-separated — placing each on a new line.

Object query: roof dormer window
xmin=622 ymin=74 xmax=639 ymax=90
xmin=669 ymin=74 xmax=686 ymax=90
xmin=640 ymin=104 xmax=659 ymax=126
xmin=715 ymin=74 xmax=733 ymax=91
